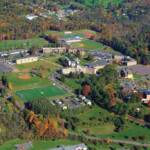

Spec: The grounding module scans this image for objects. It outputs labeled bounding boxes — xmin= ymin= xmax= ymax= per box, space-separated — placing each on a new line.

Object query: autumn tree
xmin=86 ymin=129 xmax=90 ymax=134
xmin=8 ymin=83 xmax=12 ymax=90
xmin=105 ymin=137 xmax=110 ymax=144
xmin=41 ymin=71 xmax=44 ymax=78
xmin=82 ymin=85 xmax=91 ymax=97
xmin=63 ymin=129 xmax=67 ymax=137
xmin=107 ymin=89 xmax=114 ymax=97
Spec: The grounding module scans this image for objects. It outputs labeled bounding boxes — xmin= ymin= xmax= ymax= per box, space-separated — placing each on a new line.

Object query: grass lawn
xmin=44 ymin=29 xmax=96 ymax=35
xmin=76 ymin=106 xmax=110 ymax=122
xmin=57 ymin=33 xmax=87 ymax=39
xmin=0 ymin=73 xmax=52 ymax=91
xmin=77 ymin=124 xmax=115 ymax=137
xmin=0 ymin=38 xmax=47 ymax=51
xmin=133 ymin=74 xmax=142 ymax=80
xmin=0 ymin=139 xmax=80 ymax=150
xmin=71 ymin=40 xmax=103 ymax=50
xmin=15 ymin=58 xmax=59 ymax=73
xmin=15 ymin=85 xmax=67 ymax=101
xmin=60 ymin=79 xmax=82 ymax=91
xmin=30 ymin=140 xmax=80 ymax=150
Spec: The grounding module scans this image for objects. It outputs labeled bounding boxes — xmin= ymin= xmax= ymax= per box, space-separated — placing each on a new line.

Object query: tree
xmin=105 ymin=138 xmax=110 ymax=144
xmin=148 ymin=101 xmax=150 ymax=107
xmin=141 ymin=135 xmax=146 ymax=140
xmin=86 ymin=129 xmax=90 ymax=134
xmin=63 ymin=129 xmax=67 ymax=136
xmin=109 ymin=98 xmax=115 ymax=106
xmin=61 ymin=74 xmax=65 ymax=82
xmin=134 ymin=136 xmax=139 ymax=141
xmin=8 ymin=83 xmax=12 ymax=90
xmin=107 ymin=89 xmax=114 ymax=97
xmin=41 ymin=71 xmax=44 ymax=78
xmin=87 ymin=54 xmax=94 ymax=61
xmin=2 ymin=75 xmax=8 ymax=87
xmin=82 ymin=85 xmax=91 ymax=97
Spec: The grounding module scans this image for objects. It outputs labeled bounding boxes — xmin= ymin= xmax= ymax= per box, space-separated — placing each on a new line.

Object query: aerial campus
xmin=0 ymin=0 xmax=150 ymax=150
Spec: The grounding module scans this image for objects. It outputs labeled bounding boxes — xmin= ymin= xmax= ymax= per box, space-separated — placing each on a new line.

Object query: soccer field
xmin=57 ymin=33 xmax=87 ymax=39
xmin=15 ymin=85 xmax=67 ymax=101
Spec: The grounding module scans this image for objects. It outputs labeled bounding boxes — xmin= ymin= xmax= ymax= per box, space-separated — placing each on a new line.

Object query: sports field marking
xmin=76 ymin=43 xmax=85 ymax=47
xmin=18 ymin=74 xmax=31 ymax=79
xmin=15 ymin=85 xmax=67 ymax=101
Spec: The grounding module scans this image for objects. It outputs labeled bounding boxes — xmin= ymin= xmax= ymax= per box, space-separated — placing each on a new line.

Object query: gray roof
xmin=139 ymin=89 xmax=150 ymax=95
xmin=66 ymin=57 xmax=75 ymax=62
xmin=16 ymin=56 xmax=38 ymax=60
xmin=48 ymin=143 xmax=87 ymax=150
xmin=87 ymin=61 xmax=109 ymax=67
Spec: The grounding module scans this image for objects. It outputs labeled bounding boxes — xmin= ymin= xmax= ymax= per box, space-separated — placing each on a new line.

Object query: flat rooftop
xmin=87 ymin=61 xmax=109 ymax=67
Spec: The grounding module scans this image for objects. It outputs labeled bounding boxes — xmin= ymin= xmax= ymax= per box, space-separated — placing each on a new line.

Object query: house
xmin=53 ymin=99 xmax=62 ymax=105
xmin=15 ymin=56 xmax=38 ymax=64
xmin=15 ymin=141 xmax=32 ymax=150
xmin=139 ymin=89 xmax=150 ymax=102
xmin=60 ymin=104 xmax=67 ymax=110
xmin=121 ymin=68 xmax=133 ymax=79
xmin=83 ymin=99 xmax=92 ymax=105
xmin=65 ymin=57 xmax=76 ymax=67
xmin=79 ymin=95 xmax=86 ymax=100
xmin=48 ymin=143 xmax=87 ymax=150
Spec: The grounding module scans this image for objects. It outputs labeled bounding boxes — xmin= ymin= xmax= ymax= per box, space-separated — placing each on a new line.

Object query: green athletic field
xmin=71 ymin=40 xmax=103 ymax=50
xmin=57 ymin=33 xmax=87 ymax=39
xmin=15 ymin=85 xmax=67 ymax=101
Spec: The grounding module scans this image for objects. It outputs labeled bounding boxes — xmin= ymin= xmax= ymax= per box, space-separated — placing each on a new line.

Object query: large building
xmin=62 ymin=61 xmax=110 ymax=75
xmin=62 ymin=38 xmax=81 ymax=44
xmin=87 ymin=61 xmax=110 ymax=70
xmin=15 ymin=56 xmax=38 ymax=64
xmin=62 ymin=66 xmax=97 ymax=75
xmin=0 ymin=49 xmax=28 ymax=58
xmin=114 ymin=54 xmax=137 ymax=66
xmin=68 ymin=48 xmax=85 ymax=56
xmin=120 ymin=68 xmax=133 ymax=79
xmin=48 ymin=143 xmax=87 ymax=150
xmin=65 ymin=57 xmax=76 ymax=67
xmin=43 ymin=47 xmax=66 ymax=53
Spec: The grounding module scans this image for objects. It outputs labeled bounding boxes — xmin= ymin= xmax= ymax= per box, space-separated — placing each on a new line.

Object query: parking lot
xmin=127 ymin=65 xmax=150 ymax=76
xmin=52 ymin=97 xmax=84 ymax=110
xmin=0 ymin=61 xmax=17 ymax=73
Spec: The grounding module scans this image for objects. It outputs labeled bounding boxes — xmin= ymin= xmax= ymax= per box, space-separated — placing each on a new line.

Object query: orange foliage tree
xmin=82 ymin=85 xmax=91 ymax=97
xmin=8 ymin=83 xmax=12 ymax=90
xmin=106 ymin=137 xmax=110 ymax=144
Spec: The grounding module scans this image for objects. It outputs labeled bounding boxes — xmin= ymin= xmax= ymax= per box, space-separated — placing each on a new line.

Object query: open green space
xmin=0 ymin=139 xmax=80 ymax=150
xmin=78 ymin=124 xmax=115 ymax=136
xmin=57 ymin=33 xmax=87 ymax=39
xmin=71 ymin=40 xmax=103 ymax=50
xmin=0 ymin=38 xmax=47 ymax=51
xmin=15 ymin=85 xmax=67 ymax=101
xmin=0 ymin=73 xmax=52 ymax=91
xmin=44 ymin=29 xmax=96 ymax=35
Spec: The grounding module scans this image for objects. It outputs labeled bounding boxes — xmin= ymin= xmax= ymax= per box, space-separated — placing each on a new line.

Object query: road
xmin=126 ymin=115 xmax=150 ymax=126
xmin=49 ymin=71 xmax=76 ymax=96
xmin=64 ymin=129 xmax=150 ymax=147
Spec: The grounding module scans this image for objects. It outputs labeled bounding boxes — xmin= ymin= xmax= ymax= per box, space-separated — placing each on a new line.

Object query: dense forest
xmin=0 ymin=0 xmax=150 ymax=64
